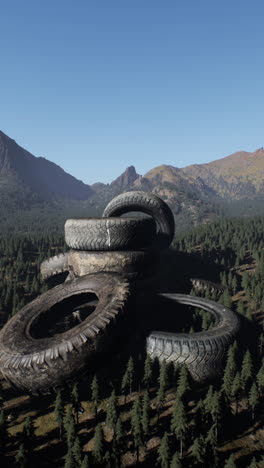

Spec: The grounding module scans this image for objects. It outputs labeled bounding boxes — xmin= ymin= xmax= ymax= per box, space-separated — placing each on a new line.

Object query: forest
xmin=0 ymin=216 xmax=264 ymax=467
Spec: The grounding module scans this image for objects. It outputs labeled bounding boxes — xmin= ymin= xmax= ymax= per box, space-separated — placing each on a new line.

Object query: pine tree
xmin=231 ymin=372 xmax=241 ymax=415
xmin=176 ymin=365 xmax=190 ymax=399
xmin=15 ymin=443 xmax=28 ymax=468
xmin=121 ymin=357 xmax=134 ymax=398
xmin=247 ymin=456 xmax=258 ymax=468
xmin=190 ymin=436 xmax=205 ymax=465
xmin=91 ymin=375 xmax=99 ymax=420
xmin=224 ymin=454 xmax=237 ymax=468
xmin=131 ymin=394 xmax=142 ymax=463
xmin=22 ymin=415 xmax=35 ymax=452
xmin=157 ymin=432 xmax=170 ymax=468
xmin=72 ymin=435 xmax=82 ymax=465
xmin=64 ymin=448 xmax=75 ymax=468
xmin=241 ymin=350 xmax=253 ymax=390
xmin=141 ymin=390 xmax=150 ymax=439
xmin=170 ymin=397 xmax=188 ymax=458
xmin=71 ymin=382 xmax=83 ymax=424
xmin=106 ymin=389 xmax=118 ymax=433
xmin=156 ymin=360 xmax=168 ymax=413
xmin=222 ymin=343 xmax=238 ymax=401
xmin=0 ymin=410 xmax=7 ymax=450
xmin=93 ymin=423 xmax=104 ymax=465
xmin=54 ymin=390 xmax=64 ymax=440
xmin=256 ymin=359 xmax=264 ymax=395
xmin=63 ymin=406 xmax=76 ymax=449
xmin=170 ymin=452 xmax=182 ymax=468
xmin=143 ymin=354 xmax=153 ymax=389
xmin=81 ymin=455 xmax=89 ymax=468
xmin=248 ymin=382 xmax=258 ymax=420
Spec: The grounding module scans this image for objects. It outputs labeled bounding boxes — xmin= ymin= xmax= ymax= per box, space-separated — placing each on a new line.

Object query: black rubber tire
xmin=68 ymin=250 xmax=160 ymax=279
xmin=102 ymin=191 xmax=175 ymax=249
xmin=0 ymin=274 xmax=129 ymax=393
xmin=40 ymin=253 xmax=69 ymax=280
xmin=65 ymin=217 xmax=156 ymax=251
xmin=146 ymin=294 xmax=240 ymax=382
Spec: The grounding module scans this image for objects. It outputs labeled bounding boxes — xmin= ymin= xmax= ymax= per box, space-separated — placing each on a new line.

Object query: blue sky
xmin=1 ymin=1 xmax=264 ymax=184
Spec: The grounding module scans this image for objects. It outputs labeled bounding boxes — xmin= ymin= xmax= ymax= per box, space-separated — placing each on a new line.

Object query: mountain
xmin=1 ymin=129 xmax=264 ymax=233
xmin=182 ymin=148 xmax=264 ymax=199
xmin=0 ymin=131 xmax=93 ymax=204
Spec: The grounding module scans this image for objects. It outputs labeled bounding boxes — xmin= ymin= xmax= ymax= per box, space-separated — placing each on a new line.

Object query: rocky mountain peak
xmin=110 ymin=165 xmax=140 ymax=189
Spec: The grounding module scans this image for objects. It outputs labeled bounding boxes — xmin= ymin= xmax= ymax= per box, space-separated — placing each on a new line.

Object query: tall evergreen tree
xmin=72 ymin=435 xmax=82 ymax=466
xmin=157 ymin=432 xmax=170 ymax=468
xmin=131 ymin=394 xmax=142 ymax=463
xmin=54 ymin=389 xmax=64 ymax=440
xmin=176 ymin=365 xmax=190 ymax=399
xmin=93 ymin=423 xmax=104 ymax=465
xmin=91 ymin=375 xmax=99 ymax=420
xmin=143 ymin=354 xmax=153 ymax=389
xmin=106 ymin=389 xmax=118 ymax=433
xmin=257 ymin=359 xmax=264 ymax=395
xmin=170 ymin=452 xmax=182 ymax=468
xmin=64 ymin=448 xmax=75 ymax=468
xmin=121 ymin=357 xmax=134 ymax=398
xmin=71 ymin=382 xmax=83 ymax=425
xmin=0 ymin=410 xmax=7 ymax=451
xmin=248 ymin=382 xmax=258 ymax=420
xmin=190 ymin=435 xmax=205 ymax=465
xmin=224 ymin=454 xmax=237 ymax=468
xmin=15 ymin=443 xmax=28 ymax=468
xmin=141 ymin=390 xmax=151 ymax=439
xmin=81 ymin=455 xmax=89 ymax=468
xmin=241 ymin=350 xmax=253 ymax=390
xmin=170 ymin=397 xmax=188 ymax=458
xmin=231 ymin=372 xmax=241 ymax=415
xmin=63 ymin=406 xmax=76 ymax=449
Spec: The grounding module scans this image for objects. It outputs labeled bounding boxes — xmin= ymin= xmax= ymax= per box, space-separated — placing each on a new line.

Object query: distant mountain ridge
xmin=0 ymin=131 xmax=93 ymax=202
xmin=1 ymin=129 xmax=264 ymax=231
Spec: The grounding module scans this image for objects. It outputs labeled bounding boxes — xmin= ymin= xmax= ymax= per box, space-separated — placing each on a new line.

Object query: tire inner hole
xmin=30 ymin=293 xmax=99 ymax=338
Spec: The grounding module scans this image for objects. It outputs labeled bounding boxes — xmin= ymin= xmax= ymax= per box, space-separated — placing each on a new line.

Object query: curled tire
xmin=0 ymin=274 xmax=130 ymax=393
xmin=40 ymin=253 xmax=69 ymax=280
xmin=68 ymin=250 xmax=160 ymax=279
xmin=102 ymin=191 xmax=175 ymax=249
xmin=146 ymin=294 xmax=240 ymax=382
xmin=65 ymin=217 xmax=156 ymax=251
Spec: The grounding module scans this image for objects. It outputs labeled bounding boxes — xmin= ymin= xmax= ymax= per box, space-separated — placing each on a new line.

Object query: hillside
xmin=1 ymin=130 xmax=264 ymax=232
xmin=0 ymin=131 xmax=93 ymax=206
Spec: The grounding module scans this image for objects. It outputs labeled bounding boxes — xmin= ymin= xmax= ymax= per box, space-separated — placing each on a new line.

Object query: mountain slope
xmin=182 ymin=148 xmax=264 ymax=199
xmin=0 ymin=131 xmax=93 ymax=202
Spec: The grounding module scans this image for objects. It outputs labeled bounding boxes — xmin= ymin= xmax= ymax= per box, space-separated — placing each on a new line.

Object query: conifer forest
xmin=0 ymin=217 xmax=264 ymax=467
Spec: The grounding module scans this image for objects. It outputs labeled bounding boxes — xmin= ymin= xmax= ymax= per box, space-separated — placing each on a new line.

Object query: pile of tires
xmin=0 ymin=190 xmax=241 ymax=393
xmin=0 ymin=192 xmax=175 ymax=393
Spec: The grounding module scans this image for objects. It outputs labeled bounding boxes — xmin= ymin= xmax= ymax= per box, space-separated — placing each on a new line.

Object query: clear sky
xmin=1 ymin=1 xmax=264 ymax=184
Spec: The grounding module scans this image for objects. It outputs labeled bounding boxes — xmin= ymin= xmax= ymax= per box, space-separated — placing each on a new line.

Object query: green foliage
xmin=93 ymin=423 xmax=104 ymax=464
xmin=157 ymin=432 xmax=170 ymax=468
xmin=54 ymin=390 xmax=64 ymax=439
xmin=224 ymin=454 xmax=237 ymax=468
xmin=91 ymin=375 xmax=99 ymax=418
xmin=106 ymin=390 xmax=118 ymax=432
xmin=121 ymin=356 xmax=134 ymax=395
xmin=143 ymin=354 xmax=153 ymax=389
xmin=170 ymin=452 xmax=182 ymax=468
xmin=15 ymin=443 xmax=28 ymax=468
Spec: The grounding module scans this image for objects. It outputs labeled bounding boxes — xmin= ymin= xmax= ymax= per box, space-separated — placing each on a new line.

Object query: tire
xmin=0 ymin=274 xmax=129 ymax=393
xmin=68 ymin=250 xmax=160 ymax=279
xmin=102 ymin=191 xmax=175 ymax=249
xmin=65 ymin=217 xmax=156 ymax=251
xmin=146 ymin=294 xmax=240 ymax=382
xmin=40 ymin=253 xmax=69 ymax=280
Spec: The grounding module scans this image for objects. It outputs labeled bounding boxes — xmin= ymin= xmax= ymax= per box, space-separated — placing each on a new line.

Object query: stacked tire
xmin=0 ymin=192 xmax=175 ymax=393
